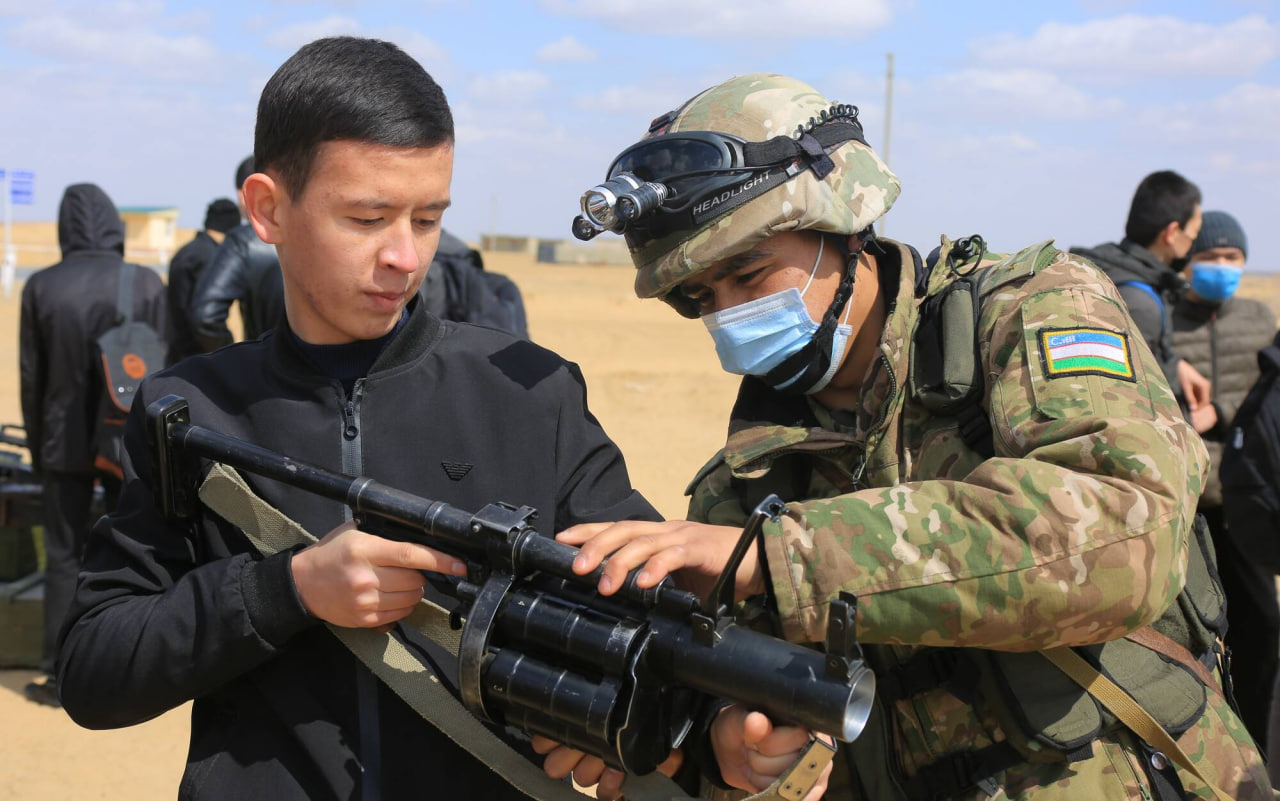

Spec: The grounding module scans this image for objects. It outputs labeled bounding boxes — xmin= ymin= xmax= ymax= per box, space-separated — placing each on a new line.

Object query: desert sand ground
xmin=2 ymin=252 xmax=1280 ymax=800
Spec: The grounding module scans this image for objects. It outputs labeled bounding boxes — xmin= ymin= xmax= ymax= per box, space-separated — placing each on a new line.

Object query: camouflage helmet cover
xmin=630 ymin=73 xmax=901 ymax=304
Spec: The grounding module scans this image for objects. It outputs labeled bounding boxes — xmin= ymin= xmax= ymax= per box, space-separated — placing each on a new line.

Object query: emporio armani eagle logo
xmin=441 ymin=461 xmax=473 ymax=481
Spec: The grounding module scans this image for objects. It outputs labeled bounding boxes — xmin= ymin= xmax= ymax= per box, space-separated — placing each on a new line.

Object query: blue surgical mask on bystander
xmin=1190 ymin=262 xmax=1244 ymax=303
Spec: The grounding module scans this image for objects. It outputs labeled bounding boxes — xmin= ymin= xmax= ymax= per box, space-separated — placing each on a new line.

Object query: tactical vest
xmin=735 ymin=237 xmax=1233 ymax=801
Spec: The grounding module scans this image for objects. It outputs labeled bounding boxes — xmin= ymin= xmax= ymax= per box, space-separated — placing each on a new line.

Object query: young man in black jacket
xmin=1071 ymin=170 xmax=1212 ymax=414
xmin=165 ymin=197 xmax=240 ymax=365
xmin=19 ymin=182 xmax=167 ymax=707
xmin=57 ymin=37 xmax=657 ymax=800
xmin=188 ymin=156 xmax=286 ymax=351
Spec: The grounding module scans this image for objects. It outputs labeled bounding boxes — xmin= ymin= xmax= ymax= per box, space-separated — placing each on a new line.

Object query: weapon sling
xmin=198 ymin=462 xmax=835 ymax=801
xmin=1041 ymin=647 xmax=1234 ymax=801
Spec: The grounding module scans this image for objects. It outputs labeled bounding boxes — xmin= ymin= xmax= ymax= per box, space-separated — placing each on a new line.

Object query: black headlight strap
xmin=741 ymin=120 xmax=865 ymax=178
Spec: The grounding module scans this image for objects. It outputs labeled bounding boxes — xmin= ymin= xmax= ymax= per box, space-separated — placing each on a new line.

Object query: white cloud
xmin=263 ymin=15 xmax=362 ymax=50
xmin=975 ymin=14 xmax=1280 ymax=78
xmin=574 ymin=83 xmax=695 ymax=114
xmin=466 ymin=71 xmax=552 ymax=105
xmin=1211 ymin=82 xmax=1280 ymax=137
xmin=6 ymin=14 xmax=218 ymax=77
xmin=260 ymin=18 xmax=450 ymax=77
xmin=932 ymin=69 xmax=1124 ymax=120
xmin=379 ymin=26 xmax=450 ymax=71
xmin=542 ymin=0 xmax=892 ymax=39
xmin=536 ymin=34 xmax=597 ymax=63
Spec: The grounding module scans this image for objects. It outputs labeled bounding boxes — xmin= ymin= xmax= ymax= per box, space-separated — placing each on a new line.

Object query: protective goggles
xmin=572 ymin=107 xmax=867 ymax=244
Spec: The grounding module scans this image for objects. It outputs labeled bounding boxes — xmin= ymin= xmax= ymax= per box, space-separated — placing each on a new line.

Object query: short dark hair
xmin=235 ymin=156 xmax=254 ymax=190
xmin=1124 ymin=170 xmax=1201 ymax=247
xmin=254 ymin=36 xmax=454 ymax=200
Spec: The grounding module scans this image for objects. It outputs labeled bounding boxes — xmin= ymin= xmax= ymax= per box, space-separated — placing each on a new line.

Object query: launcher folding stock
xmin=146 ymin=394 xmax=875 ymax=775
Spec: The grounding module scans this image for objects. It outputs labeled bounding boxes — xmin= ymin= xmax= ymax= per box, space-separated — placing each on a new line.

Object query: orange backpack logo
xmin=122 ymin=353 xmax=147 ymax=379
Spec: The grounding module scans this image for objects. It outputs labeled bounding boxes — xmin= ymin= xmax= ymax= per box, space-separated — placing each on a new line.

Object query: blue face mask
xmin=1190 ymin=262 xmax=1244 ymax=303
xmin=702 ymin=237 xmax=853 ymax=393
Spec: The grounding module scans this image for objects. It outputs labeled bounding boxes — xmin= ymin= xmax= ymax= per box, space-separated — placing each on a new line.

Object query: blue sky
xmin=1 ymin=0 xmax=1277 ymax=268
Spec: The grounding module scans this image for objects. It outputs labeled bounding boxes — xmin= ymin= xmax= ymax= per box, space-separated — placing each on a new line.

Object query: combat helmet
xmin=571 ymin=73 xmax=901 ymax=317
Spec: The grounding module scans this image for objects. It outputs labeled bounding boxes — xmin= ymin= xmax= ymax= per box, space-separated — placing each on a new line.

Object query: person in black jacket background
xmin=164 ymin=197 xmax=239 ymax=364
xmin=18 ymin=182 xmax=167 ymax=707
xmin=57 ymin=37 xmax=661 ymax=800
xmin=188 ymin=156 xmax=285 ymax=351
xmin=1071 ymin=170 xmax=1212 ymax=416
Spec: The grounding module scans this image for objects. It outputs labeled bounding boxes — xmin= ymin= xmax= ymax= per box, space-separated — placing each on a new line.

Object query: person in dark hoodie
xmin=188 ymin=156 xmax=285 ymax=351
xmin=18 ymin=182 xmax=167 ymax=707
xmin=1071 ymin=170 xmax=1211 ymax=415
xmin=165 ymin=197 xmax=241 ymax=364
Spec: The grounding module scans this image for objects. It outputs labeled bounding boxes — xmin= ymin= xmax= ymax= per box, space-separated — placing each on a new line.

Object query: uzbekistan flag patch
xmin=1039 ymin=327 xmax=1136 ymax=381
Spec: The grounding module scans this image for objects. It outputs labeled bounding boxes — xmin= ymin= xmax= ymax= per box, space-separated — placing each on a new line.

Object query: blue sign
xmin=10 ymin=170 xmax=34 ymax=205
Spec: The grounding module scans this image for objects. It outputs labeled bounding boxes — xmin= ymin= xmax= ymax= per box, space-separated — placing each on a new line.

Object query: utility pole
xmin=880 ymin=52 xmax=894 ymax=237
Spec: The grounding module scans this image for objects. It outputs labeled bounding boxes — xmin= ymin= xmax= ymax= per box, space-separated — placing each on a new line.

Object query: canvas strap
xmin=1041 ymin=647 xmax=1234 ymax=801
xmin=198 ymin=462 xmax=832 ymax=801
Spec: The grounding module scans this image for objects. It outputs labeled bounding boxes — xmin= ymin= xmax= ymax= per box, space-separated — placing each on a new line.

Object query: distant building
xmin=118 ymin=206 xmax=182 ymax=266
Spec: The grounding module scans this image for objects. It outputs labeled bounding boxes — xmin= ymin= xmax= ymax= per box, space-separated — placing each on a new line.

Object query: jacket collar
xmin=268 ymin=295 xmax=444 ymax=386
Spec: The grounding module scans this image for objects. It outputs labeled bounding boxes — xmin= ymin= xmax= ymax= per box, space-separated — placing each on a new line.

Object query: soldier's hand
xmin=531 ymin=736 xmax=683 ymax=801
xmin=711 ymin=706 xmax=833 ymax=801
xmin=290 ymin=520 xmax=466 ymax=629
xmin=1177 ymin=359 xmax=1212 ymax=411
xmin=557 ymin=520 xmax=766 ymax=602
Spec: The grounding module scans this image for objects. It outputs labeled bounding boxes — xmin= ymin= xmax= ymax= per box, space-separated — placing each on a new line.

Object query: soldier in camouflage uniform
xmin=555 ymin=73 xmax=1273 ymax=801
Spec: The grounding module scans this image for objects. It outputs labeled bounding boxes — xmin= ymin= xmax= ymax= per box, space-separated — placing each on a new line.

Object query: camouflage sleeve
xmin=753 ymin=253 xmax=1209 ymax=650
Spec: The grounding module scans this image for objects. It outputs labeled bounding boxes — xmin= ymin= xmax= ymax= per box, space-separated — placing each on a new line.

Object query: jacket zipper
xmin=340 ymin=380 xmax=380 ymax=801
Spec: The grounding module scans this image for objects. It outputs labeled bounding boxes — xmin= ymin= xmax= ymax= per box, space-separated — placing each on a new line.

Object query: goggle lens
xmin=608 ymin=138 xmax=732 ymax=184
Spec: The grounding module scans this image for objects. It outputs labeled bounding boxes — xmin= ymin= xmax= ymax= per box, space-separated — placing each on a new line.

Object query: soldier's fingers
xmin=571 ymin=755 xmax=608 ymax=788
xmin=568 ymin=521 xmax=664 ymax=576
xmin=530 ymin=735 xmax=559 ymax=755
xmin=751 ymin=723 xmax=815 ymax=758
xmin=741 ymin=711 xmax=774 ymax=748
xmin=597 ymin=534 xmax=690 ymax=594
xmin=539 ymin=744 xmax=589 ymax=780
xmin=744 ymin=748 xmax=808 ymax=780
xmin=595 ymin=768 xmax=627 ymax=801
xmin=555 ymin=522 xmax=614 ymax=549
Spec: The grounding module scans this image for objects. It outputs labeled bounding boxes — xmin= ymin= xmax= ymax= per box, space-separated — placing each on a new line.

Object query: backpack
xmin=1219 ymin=334 xmax=1280 ymax=572
xmin=93 ymin=263 xmax=167 ymax=479
xmin=423 ymin=232 xmax=529 ymax=339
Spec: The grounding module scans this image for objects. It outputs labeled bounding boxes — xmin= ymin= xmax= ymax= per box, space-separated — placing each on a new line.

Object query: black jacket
xmin=189 ymin=222 xmax=283 ymax=351
xmin=165 ymin=230 xmax=220 ymax=365
xmin=1070 ymin=239 xmax=1186 ymax=390
xmin=19 ymin=183 xmax=167 ymax=473
xmin=58 ymin=299 xmax=658 ymax=800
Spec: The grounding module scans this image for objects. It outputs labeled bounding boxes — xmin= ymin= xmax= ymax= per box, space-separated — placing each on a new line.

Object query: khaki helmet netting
xmin=629 ymin=73 xmax=901 ymax=307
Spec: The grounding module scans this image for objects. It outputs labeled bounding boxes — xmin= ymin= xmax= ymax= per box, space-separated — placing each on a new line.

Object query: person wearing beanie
xmin=164 ymin=196 xmax=240 ymax=365
xmin=1171 ymin=210 xmax=1278 ymax=750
